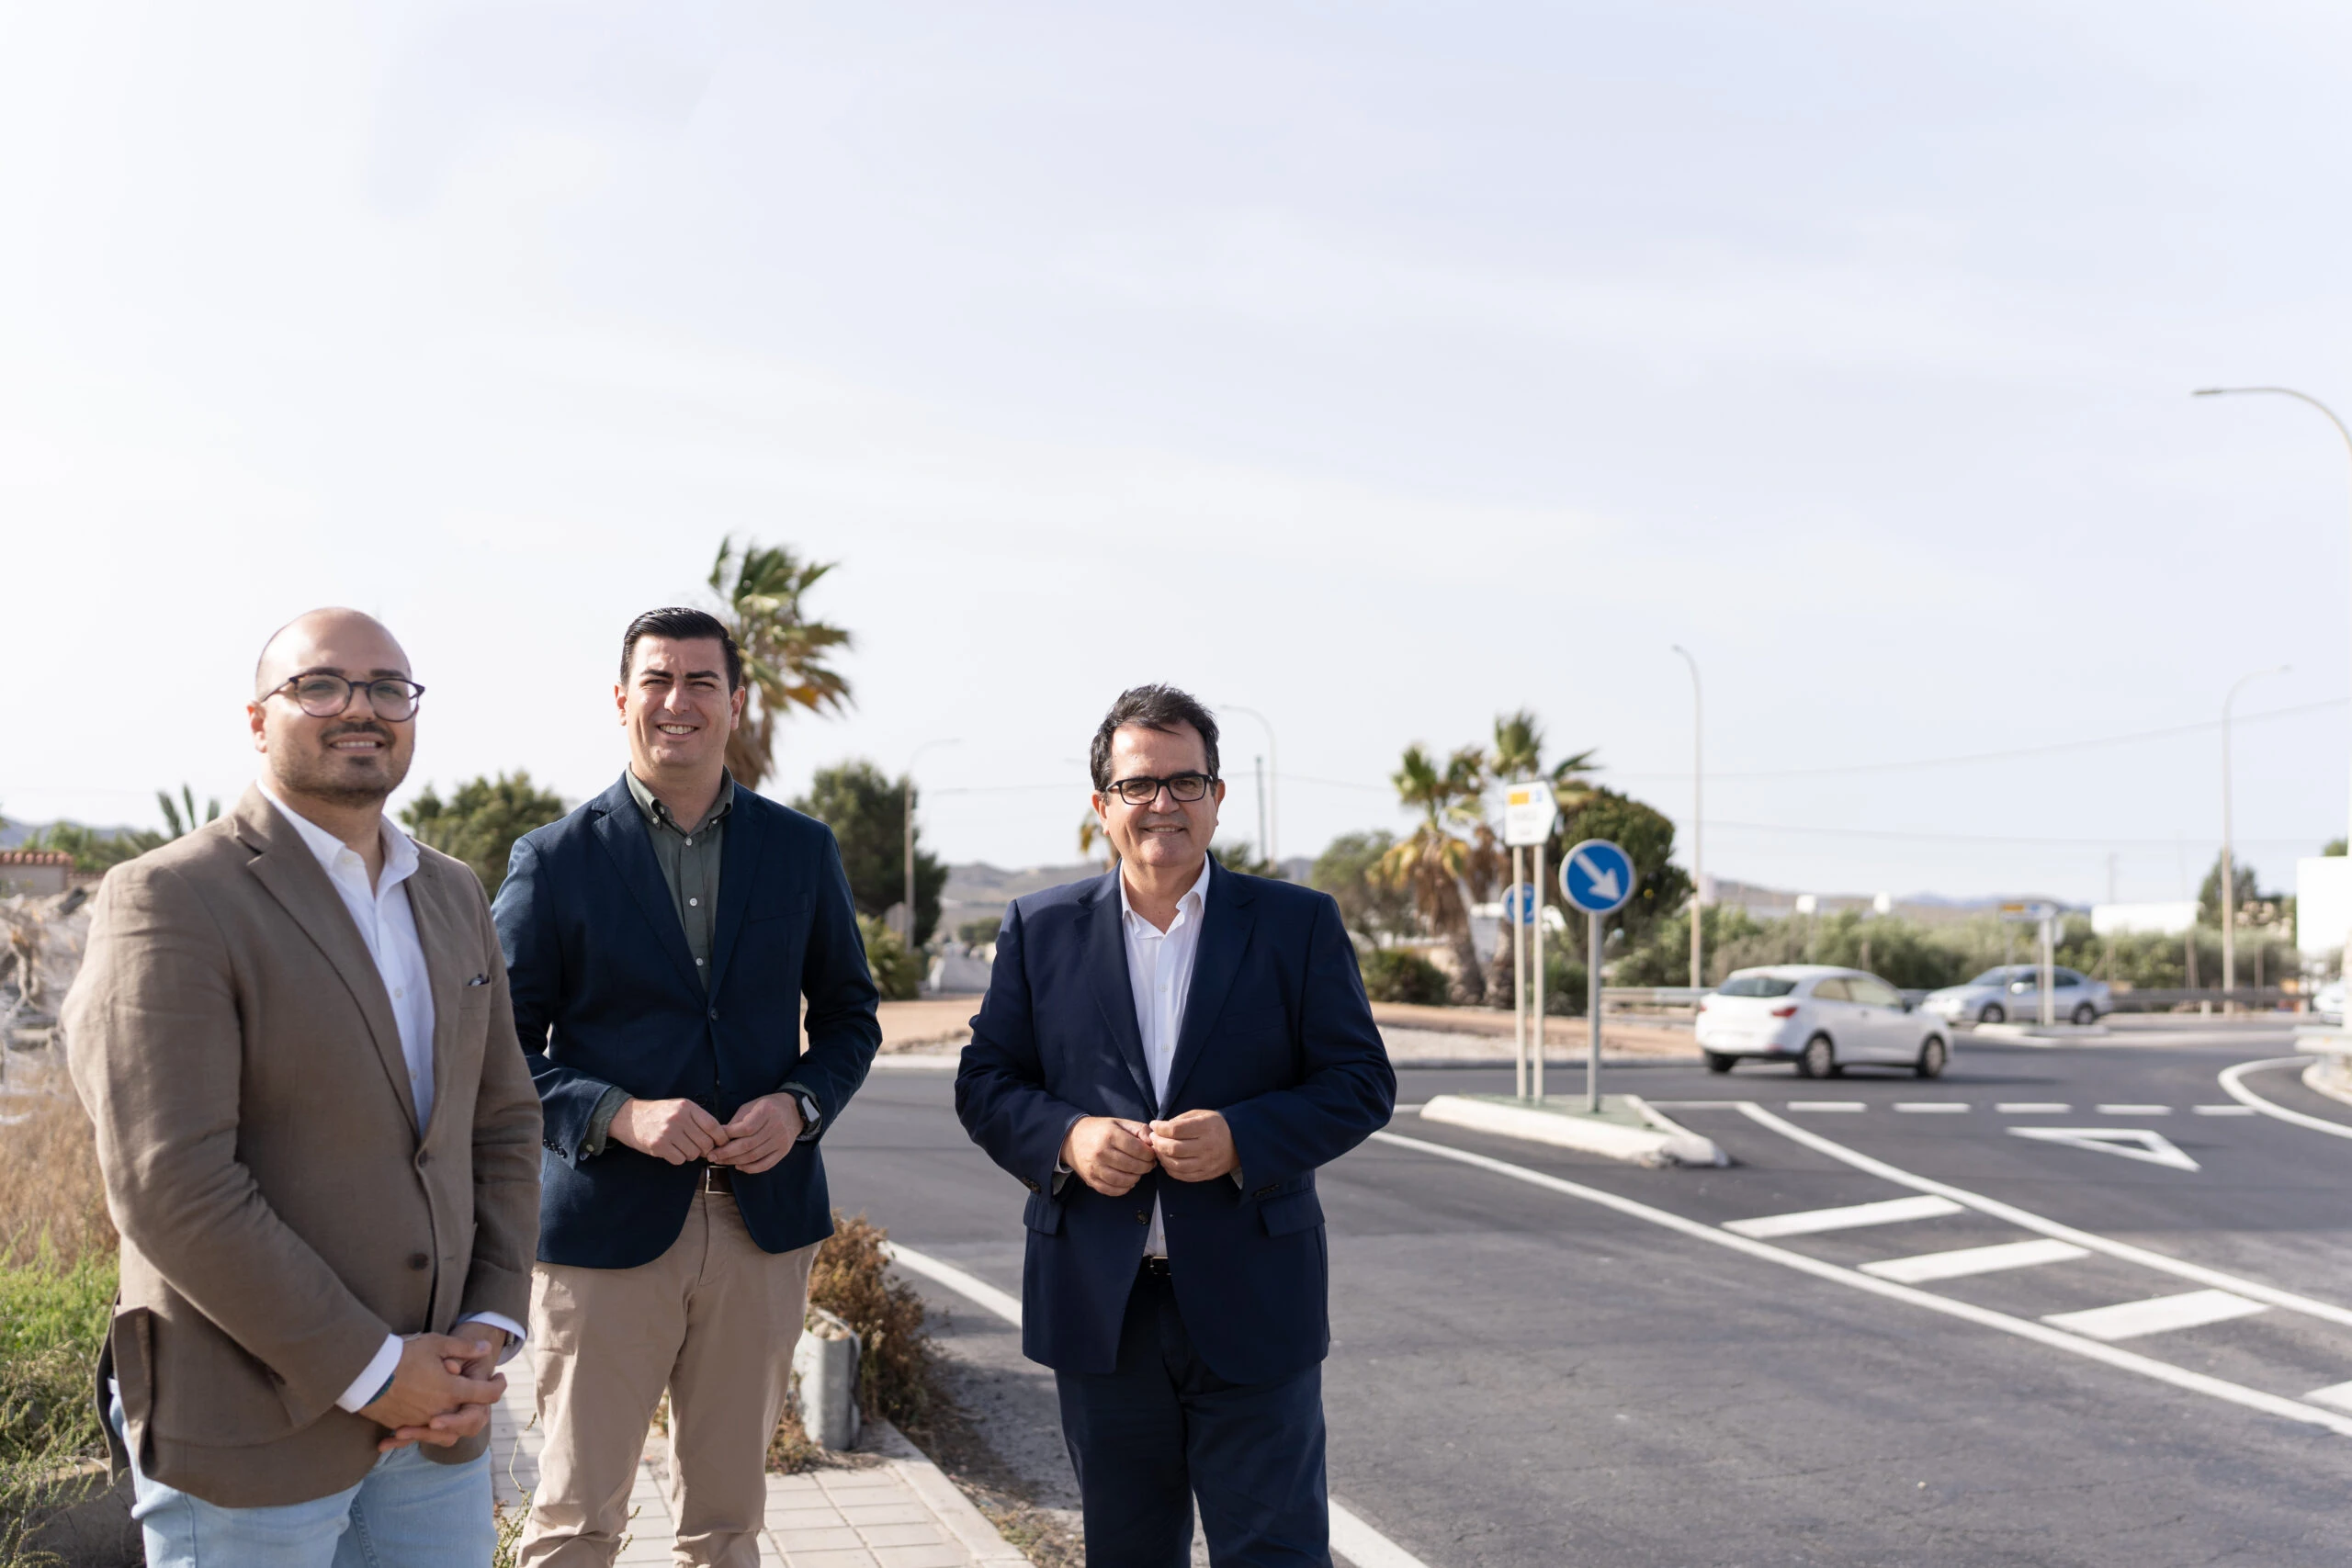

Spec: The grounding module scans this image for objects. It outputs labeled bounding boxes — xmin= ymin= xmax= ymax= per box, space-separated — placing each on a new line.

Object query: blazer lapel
xmin=233 ymin=789 xmax=420 ymax=1134
xmin=707 ymin=786 xmax=760 ymax=997
xmin=586 ymin=777 xmax=704 ymax=996
xmin=1083 ymin=874 xmax=1156 ymax=1110
xmin=406 ymin=855 xmax=471 ymax=1139
xmin=1160 ymin=859 xmax=1255 ymax=1118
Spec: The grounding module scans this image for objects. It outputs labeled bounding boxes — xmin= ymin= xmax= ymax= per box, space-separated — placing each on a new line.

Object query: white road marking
xmin=886 ymin=1241 xmax=1435 ymax=1568
xmin=1724 ymin=1194 xmax=1963 ymax=1238
xmin=2007 ymin=1127 xmax=2200 ymax=1172
xmin=2098 ymin=1103 xmax=2170 ymax=1115
xmin=2193 ymin=1104 xmax=2256 ymax=1116
xmin=2218 ymin=1057 xmax=2352 ymax=1141
xmin=1860 ymin=1237 xmax=2090 ymax=1284
xmin=1787 ymin=1100 xmax=1866 ymax=1112
xmin=1996 ymin=1102 xmax=2071 ymax=1113
xmin=1371 ymin=1130 xmax=2352 ymax=1437
xmin=2042 ymin=1289 xmax=2268 ymax=1342
xmin=2304 ymin=1382 xmax=2352 ymax=1413
xmin=1393 ymin=1102 xmax=1429 ymax=1112
xmin=1736 ymin=1103 xmax=2352 ymax=1329
xmin=1894 ymin=1102 xmax=1970 ymax=1113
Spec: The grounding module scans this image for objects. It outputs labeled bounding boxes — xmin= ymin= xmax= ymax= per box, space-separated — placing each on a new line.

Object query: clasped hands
xmin=1060 ymin=1110 xmax=1236 ymax=1196
xmin=358 ymin=1327 xmax=509 ymax=1453
xmin=611 ymin=1092 xmax=804 ymax=1174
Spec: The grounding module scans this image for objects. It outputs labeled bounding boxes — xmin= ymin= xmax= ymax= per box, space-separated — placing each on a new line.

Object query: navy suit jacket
xmin=493 ymin=776 xmax=881 ymax=1269
xmin=955 ymin=859 xmax=1394 ymax=1385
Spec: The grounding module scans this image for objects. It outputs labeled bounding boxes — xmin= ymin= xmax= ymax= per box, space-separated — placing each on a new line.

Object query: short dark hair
xmin=1090 ymin=684 xmax=1220 ymax=791
xmin=620 ymin=607 xmax=742 ymax=691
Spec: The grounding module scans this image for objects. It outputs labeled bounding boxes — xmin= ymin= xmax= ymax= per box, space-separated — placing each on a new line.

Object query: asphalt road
xmin=826 ymin=1021 xmax=2352 ymax=1567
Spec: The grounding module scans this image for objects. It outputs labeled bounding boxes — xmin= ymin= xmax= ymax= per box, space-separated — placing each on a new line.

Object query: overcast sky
xmin=7 ymin=1 xmax=2352 ymax=904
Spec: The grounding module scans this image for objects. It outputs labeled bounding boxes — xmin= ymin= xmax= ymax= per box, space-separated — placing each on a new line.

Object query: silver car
xmin=1696 ymin=965 xmax=1952 ymax=1078
xmin=1924 ymin=965 xmax=2111 ymax=1027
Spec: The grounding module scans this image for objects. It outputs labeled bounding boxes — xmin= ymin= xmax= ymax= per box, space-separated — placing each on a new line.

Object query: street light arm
xmin=2194 ymin=387 xmax=2352 ymax=459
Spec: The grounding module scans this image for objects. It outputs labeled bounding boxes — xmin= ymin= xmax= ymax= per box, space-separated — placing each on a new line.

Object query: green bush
xmin=1360 ymin=949 xmax=1449 ymax=1006
xmin=857 ymin=915 xmax=924 ymax=1002
xmin=1 ymin=1242 xmax=113 ymax=1467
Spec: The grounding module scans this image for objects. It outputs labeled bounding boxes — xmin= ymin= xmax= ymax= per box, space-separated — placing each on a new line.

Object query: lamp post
xmin=903 ymin=739 xmax=960 ymax=948
xmin=1222 ymin=705 xmax=1279 ymax=866
xmin=1671 ymin=645 xmax=1704 ymax=992
xmin=2193 ymin=386 xmax=2352 ymax=957
xmin=2222 ymin=665 xmax=2289 ymax=1011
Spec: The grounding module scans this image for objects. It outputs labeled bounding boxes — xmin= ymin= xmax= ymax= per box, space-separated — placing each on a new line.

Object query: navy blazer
xmin=494 ymin=776 xmax=881 ymax=1269
xmin=955 ymin=859 xmax=1394 ymax=1385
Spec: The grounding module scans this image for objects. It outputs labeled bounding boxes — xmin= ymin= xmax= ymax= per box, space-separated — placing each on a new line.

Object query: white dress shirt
xmin=255 ymin=784 xmax=524 ymax=1412
xmin=1120 ymin=855 xmax=1212 ymax=1258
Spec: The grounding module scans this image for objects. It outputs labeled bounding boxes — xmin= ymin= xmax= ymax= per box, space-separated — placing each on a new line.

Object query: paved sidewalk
xmin=491 ymin=1351 xmax=1028 ymax=1566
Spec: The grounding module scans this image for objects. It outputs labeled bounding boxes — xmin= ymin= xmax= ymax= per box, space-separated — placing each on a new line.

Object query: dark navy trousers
xmin=1055 ymin=1266 xmax=1329 ymax=1567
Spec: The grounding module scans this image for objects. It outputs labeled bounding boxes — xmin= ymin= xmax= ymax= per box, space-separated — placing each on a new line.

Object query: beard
xmin=273 ymin=722 xmax=412 ymax=807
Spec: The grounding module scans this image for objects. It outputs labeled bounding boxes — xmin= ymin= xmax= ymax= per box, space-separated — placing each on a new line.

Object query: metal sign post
xmin=1560 ymin=839 xmax=1638 ymax=1114
xmin=1998 ymin=900 xmax=2061 ymax=1028
xmin=1501 ymin=785 xmax=1558 ymax=1101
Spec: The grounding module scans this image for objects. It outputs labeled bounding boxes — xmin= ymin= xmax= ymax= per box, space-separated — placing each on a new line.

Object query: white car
xmin=1696 ymin=964 xmax=1951 ymax=1079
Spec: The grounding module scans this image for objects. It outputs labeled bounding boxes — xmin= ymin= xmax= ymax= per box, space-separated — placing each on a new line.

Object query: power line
xmin=1707 ymin=820 xmax=2327 ymax=849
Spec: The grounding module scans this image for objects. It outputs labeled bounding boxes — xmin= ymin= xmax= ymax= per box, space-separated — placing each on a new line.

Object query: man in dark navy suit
xmin=495 ymin=607 xmax=880 ymax=1568
xmin=956 ymin=685 xmax=1395 ymax=1567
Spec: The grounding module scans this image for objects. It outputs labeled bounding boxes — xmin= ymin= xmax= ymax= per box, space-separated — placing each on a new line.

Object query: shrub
xmin=856 ymin=916 xmax=923 ymax=1002
xmin=767 ymin=1211 xmax=934 ymax=1473
xmin=1360 ymin=949 xmax=1449 ymax=1006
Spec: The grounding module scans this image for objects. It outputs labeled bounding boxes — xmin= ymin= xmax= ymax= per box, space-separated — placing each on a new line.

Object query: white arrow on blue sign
xmin=1560 ymin=839 xmax=1637 ymax=915
xmin=1500 ymin=883 xmax=1540 ymax=927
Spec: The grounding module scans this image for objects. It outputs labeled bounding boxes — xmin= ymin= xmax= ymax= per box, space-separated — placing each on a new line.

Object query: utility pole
xmin=2221 ymin=665 xmax=2289 ymax=1014
xmin=1254 ymin=755 xmax=1269 ymax=864
xmin=903 ymin=739 xmax=960 ymax=950
xmin=1223 ymin=705 xmax=1279 ymax=869
xmin=1672 ymin=645 xmax=1703 ymax=992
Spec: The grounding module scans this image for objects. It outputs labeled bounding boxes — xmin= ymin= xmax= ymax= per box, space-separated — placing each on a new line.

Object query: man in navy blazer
xmin=956 ymin=685 xmax=1395 ymax=1567
xmin=495 ymin=608 xmax=879 ymax=1568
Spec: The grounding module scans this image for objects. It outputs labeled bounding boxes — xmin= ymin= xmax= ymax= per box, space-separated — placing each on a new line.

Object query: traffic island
xmin=2297 ymin=1028 xmax=2352 ymax=1106
xmin=1973 ymin=1021 xmax=2111 ymax=1043
xmin=1419 ymin=1093 xmax=1727 ymax=1168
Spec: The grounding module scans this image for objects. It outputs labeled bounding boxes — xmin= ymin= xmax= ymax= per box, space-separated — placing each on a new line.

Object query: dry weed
xmin=0 ymin=1081 xmax=110 ymax=1272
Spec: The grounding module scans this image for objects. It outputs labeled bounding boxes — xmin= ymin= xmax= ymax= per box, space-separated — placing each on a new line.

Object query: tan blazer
xmin=63 ymin=787 xmax=542 ymax=1508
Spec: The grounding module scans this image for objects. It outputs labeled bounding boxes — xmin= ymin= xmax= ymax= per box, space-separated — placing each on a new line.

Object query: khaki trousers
xmin=517 ymin=1192 xmax=817 ymax=1568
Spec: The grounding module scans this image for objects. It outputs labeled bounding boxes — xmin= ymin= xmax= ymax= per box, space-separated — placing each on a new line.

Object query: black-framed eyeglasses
xmin=264 ymin=673 xmax=426 ymax=721
xmin=1103 ymin=772 xmax=1216 ymax=807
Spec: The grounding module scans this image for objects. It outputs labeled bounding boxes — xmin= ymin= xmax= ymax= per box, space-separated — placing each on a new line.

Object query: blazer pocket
xmin=1259 ymin=1189 xmax=1325 ymax=1237
xmin=110 ymin=1305 xmax=156 ymax=1430
xmin=1023 ymin=1189 xmax=1065 ymax=1235
xmin=744 ymin=891 xmax=816 ymax=929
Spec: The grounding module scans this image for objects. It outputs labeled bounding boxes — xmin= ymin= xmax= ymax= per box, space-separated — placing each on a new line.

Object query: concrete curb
xmin=1418 ymin=1094 xmax=1726 ymax=1167
xmin=865 ymin=1419 xmax=1032 ymax=1564
xmin=1973 ymin=1022 xmax=2111 ymax=1043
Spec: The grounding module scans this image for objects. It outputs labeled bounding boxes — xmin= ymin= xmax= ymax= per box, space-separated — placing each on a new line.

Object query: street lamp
xmin=903 ymin=739 xmax=960 ymax=948
xmin=2193 ymin=387 xmax=2352 ymax=931
xmin=2222 ymin=665 xmax=2289 ymax=1011
xmin=1221 ymin=705 xmax=1279 ymax=866
xmin=1671 ymin=646 xmax=1703 ymax=992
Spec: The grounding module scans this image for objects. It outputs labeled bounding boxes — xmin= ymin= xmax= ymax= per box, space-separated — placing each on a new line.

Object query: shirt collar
xmin=1117 ymin=854 xmax=1213 ymax=931
xmin=625 ymin=768 xmax=735 ymax=836
xmin=255 ymin=780 xmax=417 ymax=887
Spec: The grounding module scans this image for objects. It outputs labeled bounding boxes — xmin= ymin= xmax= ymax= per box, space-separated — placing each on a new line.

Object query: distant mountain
xmin=0 ymin=819 xmax=142 ymax=850
xmin=1709 ymin=875 xmax=2079 ymax=927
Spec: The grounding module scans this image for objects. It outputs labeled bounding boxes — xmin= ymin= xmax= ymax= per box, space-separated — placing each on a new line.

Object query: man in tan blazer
xmin=65 ymin=607 xmax=542 ymax=1568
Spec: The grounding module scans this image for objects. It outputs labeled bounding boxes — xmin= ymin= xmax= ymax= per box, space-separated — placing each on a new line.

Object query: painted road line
xmin=2218 ymin=1057 xmax=2352 ymax=1141
xmin=2193 ymin=1104 xmax=2256 ymax=1116
xmin=1787 ymin=1100 xmax=1866 ymax=1112
xmin=886 ymin=1242 xmax=1435 ymax=1568
xmin=1737 ymin=1102 xmax=2352 ymax=1330
xmin=1996 ymin=1102 xmax=2071 ymax=1113
xmin=1894 ymin=1102 xmax=1970 ymax=1114
xmin=1860 ymin=1237 xmax=2090 ymax=1284
xmin=2042 ymin=1289 xmax=2268 ymax=1342
xmin=2304 ymin=1382 xmax=2352 ymax=1413
xmin=1644 ymin=1100 xmax=1751 ymax=1110
xmin=2007 ymin=1127 xmax=2199 ymax=1172
xmin=1371 ymin=1130 xmax=2352 ymax=1438
xmin=2098 ymin=1104 xmax=2171 ymax=1115
xmin=1724 ymin=1194 xmax=1962 ymax=1238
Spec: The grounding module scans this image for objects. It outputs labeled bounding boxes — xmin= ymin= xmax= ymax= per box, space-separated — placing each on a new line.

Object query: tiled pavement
xmin=491 ymin=1351 xmax=1028 ymax=1566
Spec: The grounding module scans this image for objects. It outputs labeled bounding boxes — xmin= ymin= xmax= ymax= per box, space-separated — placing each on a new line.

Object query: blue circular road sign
xmin=1559 ymin=839 xmax=1636 ymax=915
xmin=1500 ymin=883 xmax=1540 ymax=927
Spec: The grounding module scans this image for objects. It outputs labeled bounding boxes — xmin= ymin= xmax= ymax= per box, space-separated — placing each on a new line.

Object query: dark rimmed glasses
xmin=1103 ymin=772 xmax=1217 ymax=807
xmin=264 ymin=673 xmax=427 ymax=721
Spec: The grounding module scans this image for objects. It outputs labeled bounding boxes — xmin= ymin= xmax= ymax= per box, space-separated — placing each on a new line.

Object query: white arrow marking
xmin=1572 ymin=849 xmax=1621 ymax=902
xmin=2007 ymin=1126 xmax=2199 ymax=1171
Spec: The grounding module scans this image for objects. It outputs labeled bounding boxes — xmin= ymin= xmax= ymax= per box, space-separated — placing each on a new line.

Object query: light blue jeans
xmin=109 ymin=1386 xmax=494 ymax=1568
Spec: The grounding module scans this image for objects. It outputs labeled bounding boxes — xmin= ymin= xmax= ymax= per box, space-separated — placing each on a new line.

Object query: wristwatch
xmin=789 ymin=1089 xmax=822 ymax=1142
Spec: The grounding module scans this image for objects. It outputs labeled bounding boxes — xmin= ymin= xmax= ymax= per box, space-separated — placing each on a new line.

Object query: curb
xmin=1417 ymin=1094 xmax=1726 ymax=1167
xmin=865 ymin=1419 xmax=1033 ymax=1564
xmin=1973 ymin=1022 xmax=2110 ymax=1042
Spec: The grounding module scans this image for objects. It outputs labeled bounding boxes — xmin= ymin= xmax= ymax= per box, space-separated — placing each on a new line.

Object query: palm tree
xmin=1079 ymin=810 xmax=1118 ymax=873
xmin=1374 ymin=744 xmax=1500 ymax=1002
xmin=707 ymin=537 xmax=854 ymax=789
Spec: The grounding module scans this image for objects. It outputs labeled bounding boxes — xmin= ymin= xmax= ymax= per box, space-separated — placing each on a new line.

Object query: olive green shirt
xmin=623 ymin=766 xmax=732 ymax=986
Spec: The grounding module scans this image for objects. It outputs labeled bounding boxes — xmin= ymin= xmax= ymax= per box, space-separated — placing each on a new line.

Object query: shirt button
xmin=393 ymin=987 xmax=403 ymax=998
xmin=683 ymin=838 xmax=693 ymax=847
xmin=695 ymin=958 xmax=706 ymax=966
xmin=689 ymin=897 xmax=699 ymax=907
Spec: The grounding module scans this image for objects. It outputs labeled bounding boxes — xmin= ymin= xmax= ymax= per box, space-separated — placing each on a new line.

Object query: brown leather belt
xmin=701 ymin=1164 xmax=734 ymax=1193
